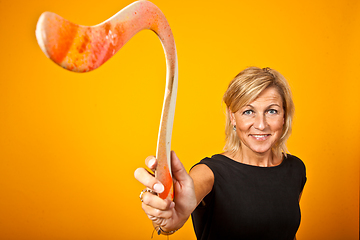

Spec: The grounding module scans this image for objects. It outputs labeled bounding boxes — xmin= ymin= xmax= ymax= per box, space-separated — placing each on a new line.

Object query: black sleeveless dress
xmin=191 ymin=154 xmax=306 ymax=240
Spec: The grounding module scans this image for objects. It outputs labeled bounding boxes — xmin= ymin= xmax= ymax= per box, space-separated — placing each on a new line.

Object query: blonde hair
xmin=223 ymin=67 xmax=294 ymax=158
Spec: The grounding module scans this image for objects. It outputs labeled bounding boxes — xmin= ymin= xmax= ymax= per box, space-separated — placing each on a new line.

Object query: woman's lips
xmin=250 ymin=134 xmax=271 ymax=141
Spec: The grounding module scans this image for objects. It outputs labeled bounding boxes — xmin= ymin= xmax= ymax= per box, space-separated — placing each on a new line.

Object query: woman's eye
xmin=243 ymin=110 xmax=253 ymax=115
xmin=268 ymin=109 xmax=278 ymax=114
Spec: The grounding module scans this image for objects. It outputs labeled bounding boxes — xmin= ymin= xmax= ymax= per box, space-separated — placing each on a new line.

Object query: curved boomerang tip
xmin=36 ymin=12 xmax=88 ymax=72
xmin=35 ymin=1 xmax=177 ymax=73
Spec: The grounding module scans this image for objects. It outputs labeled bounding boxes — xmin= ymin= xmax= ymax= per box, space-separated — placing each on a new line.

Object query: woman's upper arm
xmin=189 ymin=164 xmax=214 ymax=206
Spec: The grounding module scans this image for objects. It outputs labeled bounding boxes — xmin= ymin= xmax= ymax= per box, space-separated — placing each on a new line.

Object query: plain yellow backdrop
xmin=0 ymin=0 xmax=359 ymax=239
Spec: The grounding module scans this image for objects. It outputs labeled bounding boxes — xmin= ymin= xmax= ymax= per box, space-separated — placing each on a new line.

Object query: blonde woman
xmin=135 ymin=67 xmax=306 ymax=240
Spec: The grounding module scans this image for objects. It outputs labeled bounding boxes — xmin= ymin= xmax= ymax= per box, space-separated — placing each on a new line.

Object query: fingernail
xmin=148 ymin=158 xmax=156 ymax=168
xmin=170 ymin=201 xmax=175 ymax=208
xmin=153 ymin=183 xmax=164 ymax=193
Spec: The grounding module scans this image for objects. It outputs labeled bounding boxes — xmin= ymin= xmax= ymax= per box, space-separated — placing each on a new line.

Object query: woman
xmin=134 ymin=67 xmax=306 ymax=240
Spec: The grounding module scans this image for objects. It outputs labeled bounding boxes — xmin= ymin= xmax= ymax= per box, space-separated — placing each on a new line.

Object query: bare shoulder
xmin=189 ymin=164 xmax=214 ymax=204
xmin=190 ymin=164 xmax=214 ymax=181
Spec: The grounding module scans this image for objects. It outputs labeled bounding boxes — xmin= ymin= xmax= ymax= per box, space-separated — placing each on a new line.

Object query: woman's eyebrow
xmin=246 ymin=103 xmax=281 ymax=108
xmin=267 ymin=104 xmax=281 ymax=108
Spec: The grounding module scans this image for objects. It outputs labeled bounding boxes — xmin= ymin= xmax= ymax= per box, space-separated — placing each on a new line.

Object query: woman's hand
xmin=134 ymin=151 xmax=197 ymax=232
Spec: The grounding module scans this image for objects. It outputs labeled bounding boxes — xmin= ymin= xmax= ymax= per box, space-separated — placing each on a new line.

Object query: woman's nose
xmin=253 ymin=114 xmax=267 ymax=130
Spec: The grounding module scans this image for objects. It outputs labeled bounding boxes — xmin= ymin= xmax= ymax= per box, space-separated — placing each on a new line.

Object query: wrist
xmin=155 ymin=226 xmax=179 ymax=236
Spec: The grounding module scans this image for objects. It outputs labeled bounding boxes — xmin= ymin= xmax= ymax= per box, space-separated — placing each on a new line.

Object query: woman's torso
xmin=191 ymin=154 xmax=306 ymax=240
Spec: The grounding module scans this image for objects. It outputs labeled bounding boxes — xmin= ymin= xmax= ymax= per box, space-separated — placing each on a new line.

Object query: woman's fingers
xmin=145 ymin=156 xmax=157 ymax=171
xmin=134 ymin=167 xmax=164 ymax=194
xmin=142 ymin=200 xmax=174 ymax=219
xmin=141 ymin=193 xmax=175 ymax=210
xmin=135 ymin=155 xmax=175 ymax=224
xmin=140 ymin=192 xmax=175 ymax=224
xmin=134 ymin=155 xmax=162 ymax=193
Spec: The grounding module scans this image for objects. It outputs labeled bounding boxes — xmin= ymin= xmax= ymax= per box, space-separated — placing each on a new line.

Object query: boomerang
xmin=35 ymin=0 xmax=177 ymax=199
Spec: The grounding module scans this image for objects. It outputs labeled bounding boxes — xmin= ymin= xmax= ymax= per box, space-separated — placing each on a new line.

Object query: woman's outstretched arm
xmin=134 ymin=151 xmax=214 ymax=234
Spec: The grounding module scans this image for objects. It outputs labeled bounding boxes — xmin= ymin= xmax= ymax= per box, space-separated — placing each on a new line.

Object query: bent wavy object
xmin=35 ymin=0 xmax=177 ymax=199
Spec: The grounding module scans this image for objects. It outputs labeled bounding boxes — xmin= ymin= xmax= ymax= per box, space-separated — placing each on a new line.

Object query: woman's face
xmin=230 ymin=87 xmax=285 ymax=156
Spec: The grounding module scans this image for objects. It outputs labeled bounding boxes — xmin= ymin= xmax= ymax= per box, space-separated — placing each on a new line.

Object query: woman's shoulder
xmin=199 ymin=153 xmax=235 ymax=165
xmin=284 ymin=154 xmax=306 ymax=171
xmin=284 ymin=153 xmax=304 ymax=163
xmin=191 ymin=153 xmax=232 ymax=171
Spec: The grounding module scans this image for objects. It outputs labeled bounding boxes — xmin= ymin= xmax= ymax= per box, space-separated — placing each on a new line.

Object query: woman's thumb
xmin=170 ymin=151 xmax=189 ymax=181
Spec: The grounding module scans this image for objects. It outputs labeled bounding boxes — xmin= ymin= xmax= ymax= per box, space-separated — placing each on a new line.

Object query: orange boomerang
xmin=35 ymin=0 xmax=177 ymax=200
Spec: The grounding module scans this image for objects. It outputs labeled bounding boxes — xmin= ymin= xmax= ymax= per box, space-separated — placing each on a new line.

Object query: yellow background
xmin=0 ymin=0 xmax=359 ymax=239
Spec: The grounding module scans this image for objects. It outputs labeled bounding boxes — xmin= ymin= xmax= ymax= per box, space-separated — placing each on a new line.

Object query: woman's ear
xmin=229 ymin=107 xmax=236 ymax=125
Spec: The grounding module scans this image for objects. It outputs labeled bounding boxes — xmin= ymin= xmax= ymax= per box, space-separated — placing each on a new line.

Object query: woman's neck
xmin=224 ymin=147 xmax=282 ymax=167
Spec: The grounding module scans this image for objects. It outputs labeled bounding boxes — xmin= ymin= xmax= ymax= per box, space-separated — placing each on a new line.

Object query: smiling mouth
xmin=250 ymin=134 xmax=271 ymax=140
